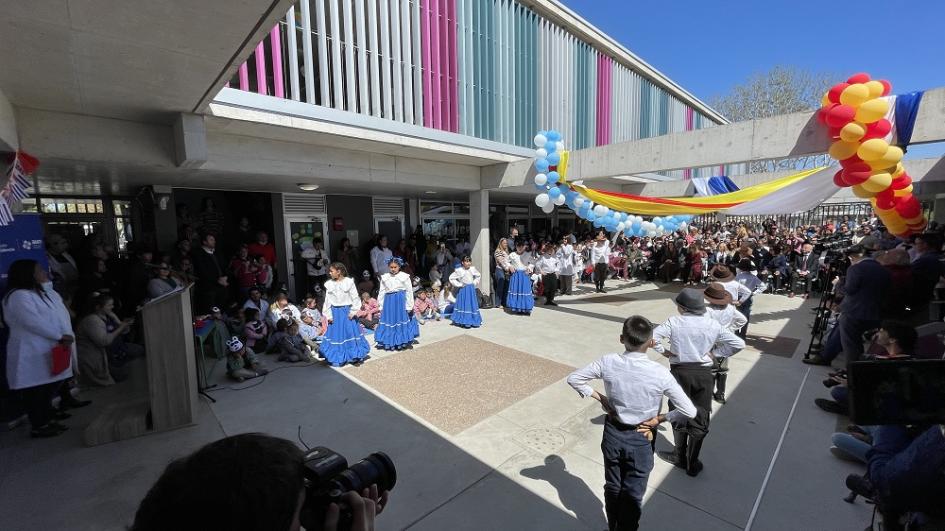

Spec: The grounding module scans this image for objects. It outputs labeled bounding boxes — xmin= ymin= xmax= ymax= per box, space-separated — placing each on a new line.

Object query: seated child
xmin=413 ymin=288 xmax=440 ymax=324
xmin=226 ymin=337 xmax=268 ymax=382
xmin=432 ymin=281 xmax=453 ymax=316
xmin=356 ymin=291 xmax=380 ymax=330
xmin=274 ymin=319 xmax=313 ymax=362
xmin=242 ymin=308 xmax=268 ymax=353
xmin=412 ymin=276 xmax=423 ymax=295
xmin=429 ymin=264 xmax=442 ymax=285
xmin=299 ymin=308 xmax=326 ymax=354
xmin=356 ymin=270 xmax=376 ymax=296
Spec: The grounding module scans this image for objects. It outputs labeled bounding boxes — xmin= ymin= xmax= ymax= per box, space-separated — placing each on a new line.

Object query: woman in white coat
xmin=3 ymin=259 xmax=76 ymax=438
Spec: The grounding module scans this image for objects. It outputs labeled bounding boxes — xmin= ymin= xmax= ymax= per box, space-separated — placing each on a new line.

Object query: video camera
xmin=849 ymin=359 xmax=945 ymax=426
xmin=299 ymin=446 xmax=397 ymax=531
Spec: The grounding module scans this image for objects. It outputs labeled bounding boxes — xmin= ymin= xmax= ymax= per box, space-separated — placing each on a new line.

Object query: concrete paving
xmin=0 ymin=278 xmax=874 ymax=530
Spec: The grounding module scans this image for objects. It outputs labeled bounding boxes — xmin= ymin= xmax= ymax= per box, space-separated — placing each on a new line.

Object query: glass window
xmin=113 ymin=200 xmax=131 ymax=216
xmin=454 ymin=204 xmax=470 ymax=215
xmin=421 ymin=202 xmax=453 ymax=216
xmin=20 ymin=199 xmax=39 ymax=213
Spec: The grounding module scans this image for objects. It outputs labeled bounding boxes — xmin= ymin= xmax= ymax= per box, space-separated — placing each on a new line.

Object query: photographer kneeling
xmin=131 ymin=433 xmax=392 ymax=531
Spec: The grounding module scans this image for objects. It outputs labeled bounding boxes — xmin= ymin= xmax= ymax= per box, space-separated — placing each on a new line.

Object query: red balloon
xmin=895 ymin=197 xmax=921 ymax=219
xmin=879 ymin=79 xmax=892 ymax=96
xmin=863 ymin=119 xmax=892 ymax=140
xmin=875 ymin=195 xmax=898 ymax=211
xmin=891 ymin=175 xmax=913 ymax=190
xmin=847 ymin=72 xmax=871 ymax=84
xmin=839 ymin=154 xmax=865 ymax=169
xmin=833 ymin=170 xmax=850 ymax=187
xmin=828 ymin=83 xmax=849 ymax=104
xmin=817 ymin=106 xmax=830 ymax=125
xmin=825 ymin=104 xmax=856 ymax=128
xmin=828 ymin=126 xmax=842 ymax=138
xmin=842 ymin=167 xmax=872 ymax=185
xmin=549 ymin=165 xmax=557 ymax=171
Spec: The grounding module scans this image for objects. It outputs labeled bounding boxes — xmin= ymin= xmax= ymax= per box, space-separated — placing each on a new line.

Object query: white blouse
xmin=322 ymin=277 xmax=361 ymax=316
xmin=508 ymin=252 xmax=526 ymax=271
xmin=449 ymin=266 xmax=481 ymax=288
xmin=378 ymin=271 xmax=414 ymax=311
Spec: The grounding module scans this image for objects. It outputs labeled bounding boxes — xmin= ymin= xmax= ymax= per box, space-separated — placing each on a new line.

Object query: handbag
xmin=51 ymin=344 xmax=71 ymax=376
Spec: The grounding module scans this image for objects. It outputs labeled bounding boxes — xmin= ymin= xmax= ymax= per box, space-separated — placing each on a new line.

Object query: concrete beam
xmin=486 ymin=86 xmax=945 ymax=187
xmin=173 ymin=114 xmax=208 ymax=169
xmin=0 ymin=88 xmax=16 ymax=152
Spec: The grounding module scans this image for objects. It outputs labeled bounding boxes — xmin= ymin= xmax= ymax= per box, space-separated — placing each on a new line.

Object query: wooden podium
xmin=84 ymin=285 xmax=199 ymax=446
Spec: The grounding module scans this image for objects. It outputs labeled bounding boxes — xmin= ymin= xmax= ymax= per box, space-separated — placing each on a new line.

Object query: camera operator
xmin=130 ymin=433 xmax=391 ymax=531
xmin=907 ymin=232 xmax=945 ymax=326
xmin=837 ymin=245 xmax=891 ymax=367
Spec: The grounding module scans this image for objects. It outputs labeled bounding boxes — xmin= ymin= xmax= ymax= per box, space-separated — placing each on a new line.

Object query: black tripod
xmin=806 ymin=268 xmax=843 ymax=359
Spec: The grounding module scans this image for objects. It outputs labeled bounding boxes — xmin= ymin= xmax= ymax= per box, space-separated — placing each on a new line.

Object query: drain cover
xmin=521 ymin=428 xmax=567 ymax=454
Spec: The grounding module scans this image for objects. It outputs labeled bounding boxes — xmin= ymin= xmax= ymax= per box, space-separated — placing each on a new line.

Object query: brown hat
xmin=710 ymin=265 xmax=735 ymax=282
xmin=704 ymin=283 xmax=732 ymax=306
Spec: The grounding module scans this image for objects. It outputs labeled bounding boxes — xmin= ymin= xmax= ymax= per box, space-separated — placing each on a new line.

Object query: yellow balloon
xmin=821 ymin=93 xmax=831 ymax=107
xmin=893 ymin=184 xmax=913 ymax=197
xmin=852 ymin=184 xmax=878 ymax=198
xmin=879 ymin=145 xmax=904 ymax=168
xmin=861 ymin=171 xmax=892 ymax=192
xmin=839 ymin=122 xmax=867 ymax=142
xmin=855 ymin=98 xmax=890 ymax=123
xmin=906 ymin=214 xmax=925 ymax=225
xmin=840 ymin=83 xmax=870 ymax=107
xmin=864 ymin=80 xmax=885 ymax=99
xmin=857 ymin=138 xmax=890 ymax=161
xmin=829 ymin=140 xmax=860 ymax=160
xmin=892 ymin=163 xmax=906 ymax=178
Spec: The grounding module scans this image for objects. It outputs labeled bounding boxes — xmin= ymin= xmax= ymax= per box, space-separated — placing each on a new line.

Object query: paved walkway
xmin=0 ymin=279 xmax=872 ymax=530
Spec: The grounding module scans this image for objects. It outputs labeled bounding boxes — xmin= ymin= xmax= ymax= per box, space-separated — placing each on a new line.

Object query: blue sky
xmin=563 ymin=0 xmax=945 ymax=158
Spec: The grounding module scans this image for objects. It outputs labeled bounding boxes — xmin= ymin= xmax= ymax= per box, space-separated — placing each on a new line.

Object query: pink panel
xmin=254 ymin=41 xmax=268 ymax=95
xmin=685 ymin=107 xmax=694 ymax=131
xmin=421 ymin=0 xmax=433 ymax=127
xmin=430 ymin=0 xmax=442 ymax=129
xmin=270 ymin=25 xmax=284 ymax=98
xmin=596 ymin=55 xmax=612 ymax=146
xmin=446 ymin=0 xmax=458 ymax=131
xmin=238 ymin=63 xmax=250 ymax=91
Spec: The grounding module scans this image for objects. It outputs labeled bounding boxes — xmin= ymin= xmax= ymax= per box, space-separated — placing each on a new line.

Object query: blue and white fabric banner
xmin=882 ymin=92 xmax=924 ymax=147
xmin=692 ymin=175 xmax=740 ymax=197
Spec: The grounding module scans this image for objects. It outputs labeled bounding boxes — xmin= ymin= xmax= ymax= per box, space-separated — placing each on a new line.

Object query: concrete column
xmin=271 ymin=193 xmax=289 ymax=293
xmin=0 ymin=88 xmax=17 ymax=152
xmin=469 ymin=189 xmax=491 ymax=297
xmin=407 ymin=198 xmax=420 ymax=231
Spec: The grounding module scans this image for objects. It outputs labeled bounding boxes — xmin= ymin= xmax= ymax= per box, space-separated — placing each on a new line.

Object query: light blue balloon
xmin=593 ymin=219 xmax=603 ymax=228
xmin=653 ymin=217 xmax=663 ymax=225
xmin=565 ymin=190 xmax=578 ymax=202
xmin=535 ymin=158 xmax=550 ymax=172
xmin=619 ymin=213 xmax=628 ymax=223
xmin=537 ymin=130 xmax=548 ymax=138
xmin=548 ymin=187 xmax=561 ymax=199
xmin=535 ymin=183 xmax=548 ymax=191
xmin=547 ymin=171 xmax=560 ymax=184
xmin=546 ymin=151 xmax=561 ymax=165
xmin=664 ymin=223 xmax=676 ymax=232
xmin=631 ymin=221 xmax=642 ymax=230
xmin=546 ymin=130 xmax=561 ymax=142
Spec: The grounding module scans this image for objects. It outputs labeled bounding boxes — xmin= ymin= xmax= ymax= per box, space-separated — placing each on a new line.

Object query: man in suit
xmin=837 ymin=245 xmax=891 ymax=367
xmin=789 ymin=242 xmax=818 ymax=298
xmin=909 ymin=232 xmax=945 ymax=325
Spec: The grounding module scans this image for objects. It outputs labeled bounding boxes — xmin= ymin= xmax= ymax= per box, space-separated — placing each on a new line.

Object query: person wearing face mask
xmin=789 ymin=242 xmax=819 ymax=298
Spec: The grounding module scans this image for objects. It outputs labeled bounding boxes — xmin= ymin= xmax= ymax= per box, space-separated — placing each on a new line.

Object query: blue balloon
xmin=537 ymin=130 xmax=548 ymax=138
xmin=546 ymin=130 xmax=561 ymax=142
xmin=593 ymin=219 xmax=603 ymax=228
xmin=535 ymin=159 xmax=550 ymax=173
xmin=546 ymin=151 xmax=561 ymax=165
xmin=565 ymin=190 xmax=578 ymax=202
xmin=534 ymin=183 xmax=547 ymax=191
xmin=631 ymin=221 xmax=642 ymax=230
xmin=664 ymin=223 xmax=676 ymax=232
xmin=548 ymin=187 xmax=561 ymax=199
xmin=653 ymin=217 xmax=663 ymax=225
xmin=547 ymin=171 xmax=560 ymax=184
xmin=618 ymin=213 xmax=628 ymax=222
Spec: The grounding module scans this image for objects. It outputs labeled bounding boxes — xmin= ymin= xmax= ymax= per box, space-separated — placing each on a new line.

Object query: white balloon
xmin=678 ymin=222 xmax=688 ymax=231
xmin=593 ymin=205 xmax=607 ymax=217
xmin=535 ymin=193 xmax=550 ymax=207
xmin=616 ymin=222 xmax=626 ymax=232
xmin=534 ymin=173 xmax=548 ymax=186
xmin=647 ymin=230 xmax=657 ymax=237
xmin=534 ymin=134 xmax=548 ymax=148
xmin=573 ymin=196 xmax=585 ymax=208
xmin=556 ymin=141 xmax=565 ymax=151
xmin=535 ymin=148 xmax=548 ymax=159
xmin=541 ymin=201 xmax=555 ymax=213
xmin=553 ymin=194 xmax=566 ymax=206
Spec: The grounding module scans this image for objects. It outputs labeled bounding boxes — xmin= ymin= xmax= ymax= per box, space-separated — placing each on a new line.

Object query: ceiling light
xmin=297 ymin=184 xmax=319 ymax=191
xmin=424 ymin=190 xmax=437 ymax=194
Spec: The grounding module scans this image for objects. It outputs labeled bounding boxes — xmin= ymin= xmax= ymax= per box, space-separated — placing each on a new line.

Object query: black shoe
xmin=712 ymin=392 xmax=726 ymax=404
xmin=60 ymin=396 xmax=92 ymax=410
xmin=599 ymin=288 xmax=607 ymax=294
xmin=31 ymin=424 xmax=64 ymax=438
xmin=686 ymin=437 xmax=705 ymax=477
xmin=823 ymin=378 xmax=841 ymax=388
xmin=845 ymin=474 xmax=874 ymax=500
xmin=54 ymin=410 xmax=72 ymax=420
xmin=657 ymin=451 xmax=686 ymax=469
xmin=815 ymin=398 xmax=846 ymax=415
xmin=803 ymin=355 xmax=831 ymax=366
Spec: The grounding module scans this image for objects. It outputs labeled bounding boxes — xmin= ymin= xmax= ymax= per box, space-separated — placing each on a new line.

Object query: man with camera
xmin=836 ymin=245 xmax=891 ymax=367
xmin=130 ymin=433 xmax=393 ymax=531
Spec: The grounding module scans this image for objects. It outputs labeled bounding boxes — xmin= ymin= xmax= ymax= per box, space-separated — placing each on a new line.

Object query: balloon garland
xmin=817 ymin=73 xmax=926 ymax=237
xmin=531 ymin=130 xmax=692 ymax=237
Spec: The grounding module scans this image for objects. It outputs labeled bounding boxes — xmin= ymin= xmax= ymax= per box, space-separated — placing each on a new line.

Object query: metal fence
xmin=692 ymin=201 xmax=934 ymax=231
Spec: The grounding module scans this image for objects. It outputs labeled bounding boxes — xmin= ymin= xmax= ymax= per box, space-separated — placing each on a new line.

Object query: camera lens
xmin=333 ymin=452 xmax=397 ymax=495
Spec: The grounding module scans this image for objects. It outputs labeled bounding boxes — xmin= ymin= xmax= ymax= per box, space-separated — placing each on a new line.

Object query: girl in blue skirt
xmin=375 ymin=257 xmax=419 ymax=350
xmin=321 ymin=262 xmax=371 ymax=366
xmin=506 ymin=240 xmax=534 ymax=315
xmin=449 ymin=256 xmax=482 ymax=328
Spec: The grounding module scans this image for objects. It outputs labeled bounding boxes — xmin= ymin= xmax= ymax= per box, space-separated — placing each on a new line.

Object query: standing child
xmin=356 ymin=291 xmax=380 ymax=330
xmin=734 ymin=258 xmax=766 ymax=338
xmin=506 ymin=240 xmax=534 ymax=315
xmin=703 ymin=283 xmax=747 ymax=405
xmin=321 ymin=263 xmax=371 ymax=366
xmin=449 ymin=256 xmax=482 ymax=328
xmin=535 ymin=243 xmax=561 ymax=306
xmin=254 ymin=255 xmax=273 ymax=291
xmin=556 ymin=236 xmax=576 ymax=295
xmin=375 ymin=257 xmax=419 ymax=350
xmin=225 ymin=337 xmax=269 ymax=382
xmin=413 ymin=289 xmax=440 ymax=324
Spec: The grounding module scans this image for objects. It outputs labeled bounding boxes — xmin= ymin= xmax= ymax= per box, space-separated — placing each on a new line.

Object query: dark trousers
xmin=19 ymin=382 xmax=58 ymax=428
xmin=594 ymin=263 xmax=608 ymax=291
xmin=838 ymin=314 xmax=879 ymax=368
xmin=542 ymin=273 xmax=558 ymax=303
xmin=790 ymin=271 xmax=813 ymax=294
xmin=559 ymin=274 xmax=573 ymax=295
xmin=494 ymin=266 xmax=508 ymax=307
xmin=737 ymin=297 xmax=753 ymax=338
xmin=819 ymin=325 xmax=843 ymax=363
xmin=711 ymin=357 xmax=729 ymax=396
xmin=669 ymin=364 xmax=713 ymax=439
xmin=602 ymin=419 xmax=653 ymax=531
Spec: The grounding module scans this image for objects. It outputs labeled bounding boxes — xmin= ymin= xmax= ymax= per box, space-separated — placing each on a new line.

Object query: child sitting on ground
xmin=299 ymin=308 xmax=326 ymax=354
xmin=432 ymin=281 xmax=453 ymax=316
xmin=242 ymin=308 xmax=268 ymax=353
xmin=226 ymin=337 xmax=268 ymax=382
xmin=356 ymin=291 xmax=380 ymax=330
xmin=273 ymin=319 xmax=313 ymax=362
xmin=413 ymin=288 xmax=440 ymax=324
